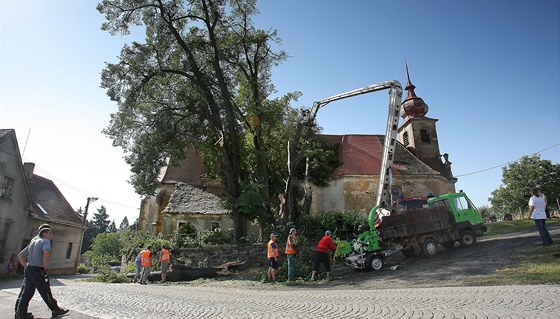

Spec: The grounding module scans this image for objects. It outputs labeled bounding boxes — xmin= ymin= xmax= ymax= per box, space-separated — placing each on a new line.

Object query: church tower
xmin=397 ymin=64 xmax=454 ymax=180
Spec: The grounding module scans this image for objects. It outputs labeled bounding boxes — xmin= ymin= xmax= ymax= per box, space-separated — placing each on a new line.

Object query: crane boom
xmin=306 ymin=80 xmax=403 ymax=214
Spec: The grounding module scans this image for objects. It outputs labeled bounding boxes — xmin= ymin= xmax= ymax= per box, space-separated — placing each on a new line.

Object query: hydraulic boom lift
xmin=305 ymin=80 xmax=403 ymax=218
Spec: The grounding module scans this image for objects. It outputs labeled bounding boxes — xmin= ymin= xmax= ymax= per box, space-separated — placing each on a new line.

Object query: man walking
xmin=529 ymin=188 xmax=553 ymax=245
xmin=15 ymin=224 xmax=69 ymax=319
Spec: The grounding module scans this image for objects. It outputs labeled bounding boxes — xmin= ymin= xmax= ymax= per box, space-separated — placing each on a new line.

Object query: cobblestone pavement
xmin=1 ymin=277 xmax=559 ymax=318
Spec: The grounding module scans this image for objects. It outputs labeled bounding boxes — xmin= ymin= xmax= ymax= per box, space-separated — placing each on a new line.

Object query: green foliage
xmin=92 ymin=206 xmax=110 ymax=234
xmin=234 ymin=184 xmax=267 ymax=223
xmin=297 ymin=138 xmax=341 ymax=187
xmin=87 ymin=266 xmax=130 ymax=283
xmin=108 ymin=220 xmax=117 ymax=232
xmin=298 ymin=211 xmax=367 ymax=241
xmin=490 ymin=155 xmax=560 ymax=216
xmin=173 ymin=222 xmax=197 ymax=248
xmin=119 ymin=216 xmax=129 ymax=230
xmin=86 ymin=232 xmax=122 ymax=267
xmin=77 ymin=264 xmax=90 ymax=274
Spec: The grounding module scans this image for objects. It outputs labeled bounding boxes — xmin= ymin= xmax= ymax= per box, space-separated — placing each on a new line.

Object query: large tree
xmin=98 ymin=0 xmax=289 ymax=240
xmin=489 ymin=155 xmax=560 ymax=216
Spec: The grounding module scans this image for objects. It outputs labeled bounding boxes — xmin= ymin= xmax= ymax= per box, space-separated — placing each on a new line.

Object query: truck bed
xmin=380 ymin=206 xmax=452 ymax=239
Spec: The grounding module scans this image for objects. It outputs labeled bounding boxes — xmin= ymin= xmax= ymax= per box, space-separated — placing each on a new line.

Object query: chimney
xmin=24 ymin=162 xmax=35 ymax=179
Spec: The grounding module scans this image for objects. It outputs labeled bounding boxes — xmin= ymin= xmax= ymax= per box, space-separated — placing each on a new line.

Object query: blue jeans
xmin=134 ymin=259 xmax=142 ymax=282
xmin=287 ymin=254 xmax=296 ymax=280
xmin=534 ymin=219 xmax=553 ymax=244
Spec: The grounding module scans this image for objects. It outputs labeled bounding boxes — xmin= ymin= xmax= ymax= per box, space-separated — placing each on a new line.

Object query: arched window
xmin=403 ymin=132 xmax=409 ymax=146
xmin=420 ymin=129 xmax=431 ymax=144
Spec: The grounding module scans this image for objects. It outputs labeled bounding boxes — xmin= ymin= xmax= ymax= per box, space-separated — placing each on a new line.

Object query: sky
xmin=1 ymin=0 xmax=559 ymax=225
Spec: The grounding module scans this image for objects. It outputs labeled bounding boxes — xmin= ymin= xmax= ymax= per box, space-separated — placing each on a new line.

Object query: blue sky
xmin=1 ymin=0 xmax=559 ymax=224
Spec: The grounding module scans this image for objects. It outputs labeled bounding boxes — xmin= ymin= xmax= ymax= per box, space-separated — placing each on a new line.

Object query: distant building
xmin=0 ymin=129 xmax=85 ymax=277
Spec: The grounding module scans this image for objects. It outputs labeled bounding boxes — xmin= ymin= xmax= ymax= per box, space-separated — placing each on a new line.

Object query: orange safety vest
xmin=141 ymin=250 xmax=152 ymax=267
xmin=285 ymin=235 xmax=296 ymax=255
xmin=267 ymin=240 xmax=279 ymax=259
xmin=160 ymin=249 xmax=170 ymax=262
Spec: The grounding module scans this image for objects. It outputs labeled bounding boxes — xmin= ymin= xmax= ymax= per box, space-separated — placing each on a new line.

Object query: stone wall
xmin=176 ymin=244 xmax=267 ymax=268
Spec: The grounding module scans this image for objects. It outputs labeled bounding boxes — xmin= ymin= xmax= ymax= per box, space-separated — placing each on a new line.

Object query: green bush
xmin=77 ymin=264 xmax=89 ymax=274
xmin=297 ymin=210 xmax=367 ymax=241
xmin=87 ymin=267 xmax=129 ymax=283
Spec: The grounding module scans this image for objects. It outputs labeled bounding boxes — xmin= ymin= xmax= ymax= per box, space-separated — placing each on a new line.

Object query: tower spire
xmin=400 ymin=62 xmax=428 ymax=119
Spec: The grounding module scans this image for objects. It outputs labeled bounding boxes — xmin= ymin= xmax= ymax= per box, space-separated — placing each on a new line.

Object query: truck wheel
xmin=421 ymin=238 xmax=438 ymax=257
xmin=365 ymin=254 xmax=384 ymax=271
xmin=459 ymin=230 xmax=477 ymax=246
xmin=441 ymin=241 xmax=455 ymax=249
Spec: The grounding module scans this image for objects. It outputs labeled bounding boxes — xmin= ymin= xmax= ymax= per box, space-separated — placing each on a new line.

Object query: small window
xmin=0 ymin=176 xmax=14 ymax=199
xmin=430 ymin=199 xmax=449 ymax=208
xmin=420 ymin=129 xmax=431 ymax=144
xmin=66 ymin=243 xmax=73 ymax=259
xmin=211 ymin=222 xmax=220 ymax=231
xmin=403 ymin=132 xmax=409 ymax=146
xmin=0 ymin=222 xmax=10 ymax=261
xmin=454 ymin=196 xmax=470 ymax=211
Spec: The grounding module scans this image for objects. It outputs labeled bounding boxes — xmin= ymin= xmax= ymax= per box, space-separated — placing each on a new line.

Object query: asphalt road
xmin=1 ymin=276 xmax=559 ymax=319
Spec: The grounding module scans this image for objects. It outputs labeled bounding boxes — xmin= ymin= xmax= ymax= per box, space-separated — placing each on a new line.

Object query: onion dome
xmin=400 ymin=63 xmax=429 ymax=119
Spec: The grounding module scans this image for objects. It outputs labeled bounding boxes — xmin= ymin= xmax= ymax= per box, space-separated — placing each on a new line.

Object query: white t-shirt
xmin=528 ymin=196 xmax=546 ymax=219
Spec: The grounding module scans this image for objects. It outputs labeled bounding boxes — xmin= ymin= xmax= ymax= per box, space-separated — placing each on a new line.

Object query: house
xmin=0 ymin=129 xmax=85 ymax=276
xmin=138 ymin=148 xmax=231 ymax=236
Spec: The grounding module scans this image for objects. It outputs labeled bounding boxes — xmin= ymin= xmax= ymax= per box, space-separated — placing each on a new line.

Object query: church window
xmin=403 ymin=132 xmax=409 ymax=146
xmin=420 ymin=129 xmax=431 ymax=144
xmin=0 ymin=175 xmax=14 ymax=199
xmin=66 ymin=243 xmax=73 ymax=259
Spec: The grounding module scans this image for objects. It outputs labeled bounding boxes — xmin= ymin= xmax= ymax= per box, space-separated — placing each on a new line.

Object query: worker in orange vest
xmin=285 ymin=228 xmax=297 ymax=280
xmin=158 ymin=244 xmax=171 ymax=283
xmin=139 ymin=245 xmax=153 ymax=285
xmin=267 ymin=233 xmax=279 ymax=282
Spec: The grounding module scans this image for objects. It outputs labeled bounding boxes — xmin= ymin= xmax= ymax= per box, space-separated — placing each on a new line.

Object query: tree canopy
xmin=97 ymin=0 xmax=325 ymax=240
xmin=489 ymin=155 xmax=560 ymax=216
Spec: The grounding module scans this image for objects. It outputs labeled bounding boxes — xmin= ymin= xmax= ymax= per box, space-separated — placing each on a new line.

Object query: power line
xmin=455 ymin=142 xmax=560 ymax=178
xmin=32 ymin=167 xmax=140 ymax=210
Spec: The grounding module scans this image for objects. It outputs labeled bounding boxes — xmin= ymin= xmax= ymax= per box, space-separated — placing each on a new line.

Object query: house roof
xmin=1 ymin=128 xmax=85 ymax=228
xmin=0 ymin=129 xmax=13 ymax=140
xmin=158 ymin=149 xmax=206 ymax=185
xmin=163 ymin=182 xmax=228 ymax=215
xmin=26 ymin=174 xmax=84 ymax=227
xmin=318 ymin=134 xmax=441 ymax=177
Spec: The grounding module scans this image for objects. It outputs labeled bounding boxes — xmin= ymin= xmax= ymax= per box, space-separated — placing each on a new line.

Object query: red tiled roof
xmin=318 ymin=134 xmax=439 ymax=177
xmin=159 ymin=148 xmax=206 ymax=185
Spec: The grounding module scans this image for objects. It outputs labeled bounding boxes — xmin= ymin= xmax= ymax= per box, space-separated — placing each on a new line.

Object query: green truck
xmin=337 ymin=191 xmax=486 ymax=271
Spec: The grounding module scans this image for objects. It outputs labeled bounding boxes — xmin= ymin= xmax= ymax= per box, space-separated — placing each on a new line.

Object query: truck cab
xmin=427 ymin=192 xmax=486 ymax=236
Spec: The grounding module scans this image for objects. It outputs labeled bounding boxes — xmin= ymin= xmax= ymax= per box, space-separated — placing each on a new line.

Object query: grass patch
xmin=485 ymin=219 xmax=560 ymax=236
xmin=464 ymin=243 xmax=560 ymax=286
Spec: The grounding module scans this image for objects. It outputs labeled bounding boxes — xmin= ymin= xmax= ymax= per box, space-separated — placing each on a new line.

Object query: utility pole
xmin=82 ymin=196 xmax=98 ymax=225
xmin=75 ymin=196 xmax=98 ymax=271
